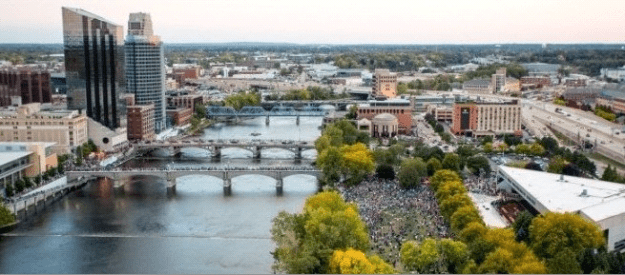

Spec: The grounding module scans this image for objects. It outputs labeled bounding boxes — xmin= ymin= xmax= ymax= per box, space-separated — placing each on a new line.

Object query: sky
xmin=1 ymin=0 xmax=624 ymax=44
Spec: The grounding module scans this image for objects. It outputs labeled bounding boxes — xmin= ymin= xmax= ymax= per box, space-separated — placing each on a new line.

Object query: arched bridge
xmin=206 ymin=105 xmax=326 ymax=125
xmin=133 ymin=139 xmax=316 ymax=159
xmin=66 ymin=166 xmax=320 ymax=195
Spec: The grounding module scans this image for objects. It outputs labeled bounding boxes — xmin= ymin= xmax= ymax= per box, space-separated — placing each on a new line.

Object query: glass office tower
xmin=125 ymin=13 xmax=166 ymax=133
xmin=62 ymin=7 xmax=125 ymax=130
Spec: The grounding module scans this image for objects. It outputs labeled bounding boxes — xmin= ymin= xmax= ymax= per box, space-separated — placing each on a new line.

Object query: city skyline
xmin=1 ymin=0 xmax=624 ymax=44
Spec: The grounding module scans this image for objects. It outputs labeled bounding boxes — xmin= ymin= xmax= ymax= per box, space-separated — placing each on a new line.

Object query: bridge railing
xmin=68 ymin=166 xmax=320 ymax=172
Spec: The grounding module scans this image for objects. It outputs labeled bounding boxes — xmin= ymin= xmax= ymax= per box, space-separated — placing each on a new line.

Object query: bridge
xmin=133 ymin=139 xmax=316 ymax=159
xmin=260 ymin=99 xmax=363 ymax=112
xmin=206 ymin=105 xmax=326 ymax=125
xmin=66 ymin=166 xmax=320 ymax=195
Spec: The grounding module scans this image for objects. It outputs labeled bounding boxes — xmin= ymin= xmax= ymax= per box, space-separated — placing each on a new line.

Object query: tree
xmin=601 ymin=164 xmax=622 ymax=183
xmin=439 ymin=193 xmax=473 ymax=219
xmin=271 ymin=191 xmax=371 ymax=274
xmin=442 ymin=153 xmax=461 ymax=172
xmin=562 ymin=163 xmax=581 ymax=176
xmin=14 ymin=179 xmax=25 ymax=193
xmin=345 ymin=105 xmax=358 ymax=120
xmin=400 ymin=239 xmax=442 ymax=273
xmin=426 ymin=157 xmax=442 ymax=176
xmin=483 ymin=142 xmax=493 ymax=153
xmin=539 ymin=136 xmax=560 ymax=154
xmin=529 ymin=212 xmax=605 ymax=264
xmin=329 ymin=249 xmax=394 ymax=274
xmin=515 ymin=144 xmax=531 ymax=155
xmin=315 ymin=135 xmax=331 ymax=153
xmin=450 ymin=205 xmax=482 ymax=231
xmin=401 ymin=238 xmax=469 ymax=274
xmin=512 ymin=211 xmax=533 ymax=243
xmin=434 ymin=123 xmax=444 ymax=133
xmin=504 ymin=134 xmax=522 ymax=146
xmin=440 ymin=132 xmax=452 ymax=143
xmin=546 ymin=248 xmax=582 ymax=274
xmin=529 ymin=143 xmax=545 ymax=156
xmin=397 ymin=158 xmax=427 ymax=188
xmin=375 ymin=164 xmax=395 ymax=180
xmin=5 ymin=182 xmax=13 ymax=197
xmin=0 ymin=204 xmax=15 ymax=226
xmin=525 ymin=162 xmax=543 ymax=171
xmin=340 ymin=143 xmax=374 ymax=185
xmin=466 ymin=156 xmax=491 ymax=176
xmin=547 ymin=156 xmax=568 ymax=174
xmin=317 ymin=146 xmax=343 ymax=185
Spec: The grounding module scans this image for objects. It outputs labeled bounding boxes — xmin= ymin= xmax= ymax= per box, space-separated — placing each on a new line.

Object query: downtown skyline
xmin=1 ymin=0 xmax=625 ymax=45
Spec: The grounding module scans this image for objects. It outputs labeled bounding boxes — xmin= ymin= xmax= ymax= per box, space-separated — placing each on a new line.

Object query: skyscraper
xmin=124 ymin=12 xmax=166 ymax=132
xmin=62 ymin=7 xmax=125 ymax=130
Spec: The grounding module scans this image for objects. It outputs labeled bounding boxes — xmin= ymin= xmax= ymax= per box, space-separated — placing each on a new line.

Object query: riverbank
xmin=338 ymin=176 xmax=449 ymax=267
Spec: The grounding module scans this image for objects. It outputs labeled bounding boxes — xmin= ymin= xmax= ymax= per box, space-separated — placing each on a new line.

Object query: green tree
xmin=529 ymin=213 xmax=605 ymax=264
xmin=515 ymin=144 xmax=531 ymax=155
xmin=547 ymin=156 xmax=568 ymax=174
xmin=529 ymin=143 xmax=545 ymax=156
xmin=442 ymin=153 xmax=461 ymax=172
xmin=397 ymin=158 xmax=427 ymax=188
xmin=483 ymin=142 xmax=493 ymax=153
xmin=400 ymin=239 xmax=442 ymax=273
xmin=426 ymin=157 xmax=442 ymax=176
xmin=345 ymin=105 xmax=358 ymax=120
xmin=0 ymin=204 xmax=15 ymax=226
xmin=317 ymin=146 xmax=343 ymax=185
xmin=546 ymin=248 xmax=582 ymax=274
xmin=466 ymin=155 xmax=491 ymax=176
xmin=601 ymin=164 xmax=621 ymax=183
xmin=512 ymin=211 xmax=533 ymax=243
xmin=14 ymin=179 xmax=25 ymax=193
xmin=5 ymin=182 xmax=14 ymax=197
xmin=450 ymin=205 xmax=482 ymax=231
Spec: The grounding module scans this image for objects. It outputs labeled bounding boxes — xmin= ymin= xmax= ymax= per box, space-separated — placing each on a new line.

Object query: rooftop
xmin=62 ymin=7 xmax=119 ymax=26
xmin=0 ymin=151 xmax=31 ymax=168
xmin=499 ymin=166 xmax=625 ymax=222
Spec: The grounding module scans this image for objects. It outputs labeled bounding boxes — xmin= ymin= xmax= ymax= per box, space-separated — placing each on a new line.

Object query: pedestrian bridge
xmin=66 ymin=166 xmax=320 ymax=195
xmin=133 ymin=139 xmax=316 ymax=159
xmin=206 ymin=105 xmax=326 ymax=125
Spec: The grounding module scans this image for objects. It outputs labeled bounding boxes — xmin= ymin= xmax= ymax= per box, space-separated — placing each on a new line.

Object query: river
xmin=0 ymin=116 xmax=322 ymax=274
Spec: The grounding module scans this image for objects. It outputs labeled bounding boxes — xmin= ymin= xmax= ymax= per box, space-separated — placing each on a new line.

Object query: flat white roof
xmin=0 ymin=151 xmax=32 ymax=167
xmin=499 ymin=166 xmax=625 ymax=222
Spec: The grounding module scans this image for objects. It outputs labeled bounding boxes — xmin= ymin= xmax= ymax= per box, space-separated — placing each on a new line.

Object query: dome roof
xmin=373 ymin=113 xmax=397 ymax=122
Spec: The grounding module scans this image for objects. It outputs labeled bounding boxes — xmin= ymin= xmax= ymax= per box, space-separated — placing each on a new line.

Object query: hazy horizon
xmin=1 ymin=0 xmax=624 ymax=44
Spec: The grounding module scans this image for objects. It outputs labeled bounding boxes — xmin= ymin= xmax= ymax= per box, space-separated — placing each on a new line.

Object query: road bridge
xmin=67 ymin=166 xmax=320 ymax=195
xmin=206 ymin=105 xmax=326 ymax=125
xmin=133 ymin=139 xmax=316 ymax=159
xmin=260 ymin=99 xmax=363 ymax=111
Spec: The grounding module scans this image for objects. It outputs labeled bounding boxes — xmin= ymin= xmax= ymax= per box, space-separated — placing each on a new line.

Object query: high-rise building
xmin=125 ymin=12 xmax=166 ymax=132
xmin=371 ymin=69 xmax=397 ymax=99
xmin=491 ymin=67 xmax=506 ymax=93
xmin=62 ymin=7 xmax=125 ymax=130
xmin=0 ymin=68 xmax=52 ymax=106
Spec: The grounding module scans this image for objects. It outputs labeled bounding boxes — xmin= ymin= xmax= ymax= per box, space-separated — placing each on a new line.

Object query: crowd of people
xmin=338 ymin=175 xmax=449 ymax=265
xmin=463 ymin=174 xmax=502 ymax=197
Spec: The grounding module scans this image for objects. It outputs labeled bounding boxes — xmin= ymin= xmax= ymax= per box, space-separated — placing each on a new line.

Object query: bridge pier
xmin=296 ymin=115 xmax=300 ymax=125
xmin=276 ymin=178 xmax=283 ymax=196
xmin=254 ymin=146 xmax=261 ymax=159
xmin=212 ymin=146 xmax=222 ymax=160
xmin=223 ymin=179 xmax=232 ymax=196
xmin=296 ymin=147 xmax=302 ymax=159
xmin=265 ymin=115 xmax=270 ymax=126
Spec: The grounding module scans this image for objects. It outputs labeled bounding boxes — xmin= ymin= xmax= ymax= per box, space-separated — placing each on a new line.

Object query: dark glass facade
xmin=62 ymin=7 xmax=125 ymax=130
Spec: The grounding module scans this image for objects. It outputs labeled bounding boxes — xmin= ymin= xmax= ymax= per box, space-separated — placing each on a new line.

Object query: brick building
xmin=452 ymin=100 xmax=522 ymax=137
xmin=172 ymin=64 xmax=202 ymax=79
xmin=166 ymin=107 xmax=193 ymax=126
xmin=356 ymin=99 xmax=413 ymax=134
xmin=167 ymin=94 xmax=203 ymax=112
xmin=520 ymin=76 xmax=551 ymax=88
xmin=127 ymin=104 xmax=155 ymax=141
xmin=0 ymin=69 xmax=52 ymax=107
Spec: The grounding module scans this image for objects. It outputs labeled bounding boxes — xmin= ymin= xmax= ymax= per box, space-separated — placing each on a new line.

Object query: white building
xmin=600 ymin=66 xmax=625 ymax=82
xmin=497 ymin=166 xmax=625 ymax=252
